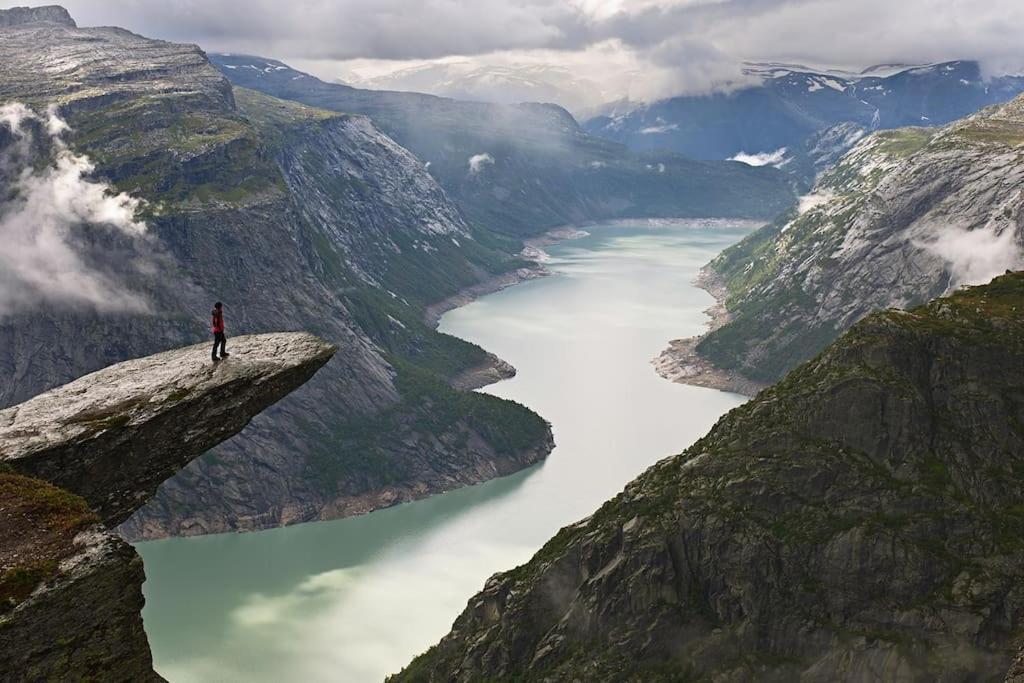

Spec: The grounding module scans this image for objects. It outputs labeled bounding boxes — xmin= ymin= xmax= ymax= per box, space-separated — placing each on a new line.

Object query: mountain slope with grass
xmin=396 ymin=272 xmax=1024 ymax=682
xmin=677 ymin=94 xmax=1024 ymax=387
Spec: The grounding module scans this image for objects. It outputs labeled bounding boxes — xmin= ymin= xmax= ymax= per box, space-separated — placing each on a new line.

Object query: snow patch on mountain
xmin=640 ymin=122 xmax=679 ymax=134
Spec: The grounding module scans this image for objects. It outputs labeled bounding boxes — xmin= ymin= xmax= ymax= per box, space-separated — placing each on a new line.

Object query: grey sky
xmin=11 ymin=0 xmax=1024 ymax=100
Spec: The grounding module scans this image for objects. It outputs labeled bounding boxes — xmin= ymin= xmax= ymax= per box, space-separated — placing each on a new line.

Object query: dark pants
xmin=212 ymin=332 xmax=227 ymax=359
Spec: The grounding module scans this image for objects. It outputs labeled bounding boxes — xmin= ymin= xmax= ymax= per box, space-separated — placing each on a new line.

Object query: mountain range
xmin=211 ymin=54 xmax=792 ymax=238
xmin=5 ymin=3 xmax=1024 ymax=682
xmin=584 ymin=61 xmax=1024 ymax=166
xmin=337 ymin=62 xmax=608 ymax=117
xmin=0 ymin=7 xmax=552 ymax=539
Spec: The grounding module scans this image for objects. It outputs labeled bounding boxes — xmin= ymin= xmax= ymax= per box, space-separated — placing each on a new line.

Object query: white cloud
xmin=729 ymin=147 xmax=789 ymax=168
xmin=467 ymin=152 xmax=495 ymax=175
xmin=0 ymin=103 xmax=149 ymax=318
xmin=918 ymin=225 xmax=1023 ymax=288
xmin=639 ymin=123 xmax=678 ymax=134
xmin=40 ymin=0 xmax=1024 ymax=102
xmin=797 ymin=190 xmax=834 ymax=214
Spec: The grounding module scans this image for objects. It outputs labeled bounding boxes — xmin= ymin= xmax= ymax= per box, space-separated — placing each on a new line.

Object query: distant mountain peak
xmin=0 ymin=5 xmax=76 ymax=28
xmin=742 ymin=60 xmax=944 ymax=82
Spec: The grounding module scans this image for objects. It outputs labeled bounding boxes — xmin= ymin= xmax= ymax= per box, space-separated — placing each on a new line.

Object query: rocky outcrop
xmin=1010 ymin=647 xmax=1024 ymax=683
xmin=0 ymin=334 xmax=333 ymax=681
xmin=1 ymin=508 xmax=159 ymax=681
xmin=679 ymin=94 xmax=1024 ymax=387
xmin=396 ymin=272 xmax=1024 ymax=682
xmin=1 ymin=333 xmax=336 ymax=526
xmin=0 ymin=5 xmax=75 ymax=28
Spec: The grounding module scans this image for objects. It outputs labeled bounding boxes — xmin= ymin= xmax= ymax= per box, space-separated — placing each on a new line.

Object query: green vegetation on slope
xmin=70 ymin=94 xmax=284 ymax=206
xmin=305 ymin=358 xmax=549 ymax=492
xmin=695 ymin=96 xmax=1024 ymax=388
xmin=694 ymin=126 xmax=944 ymax=383
xmin=0 ymin=473 xmax=98 ymax=612
xmin=229 ymin=89 xmax=555 ymax=501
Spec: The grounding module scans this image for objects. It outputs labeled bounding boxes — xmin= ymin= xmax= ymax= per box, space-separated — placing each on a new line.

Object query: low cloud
xmin=639 ymin=123 xmax=678 ymax=135
xmin=0 ymin=102 xmax=149 ymax=318
xmin=918 ymin=225 xmax=1023 ymax=288
xmin=467 ymin=152 xmax=494 ymax=175
xmin=54 ymin=0 xmax=1024 ymax=102
xmin=729 ymin=148 xmax=789 ymax=168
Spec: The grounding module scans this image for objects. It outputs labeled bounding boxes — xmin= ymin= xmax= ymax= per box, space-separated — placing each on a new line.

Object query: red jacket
xmin=211 ymin=308 xmax=225 ymax=334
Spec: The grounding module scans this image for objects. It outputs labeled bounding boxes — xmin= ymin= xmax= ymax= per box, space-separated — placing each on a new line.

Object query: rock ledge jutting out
xmin=0 ymin=332 xmax=337 ymax=526
xmin=0 ymin=332 xmax=334 ymax=680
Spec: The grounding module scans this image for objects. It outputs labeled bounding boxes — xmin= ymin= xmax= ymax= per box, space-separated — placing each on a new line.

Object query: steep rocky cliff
xmin=0 ymin=334 xmax=333 ymax=681
xmin=1009 ymin=647 xmax=1024 ymax=682
xmin=675 ymin=93 xmax=1024 ymax=387
xmin=397 ymin=273 xmax=1024 ymax=682
xmin=211 ymin=54 xmax=794 ymax=238
xmin=0 ymin=4 xmax=73 ymax=27
xmin=0 ymin=8 xmax=553 ymax=539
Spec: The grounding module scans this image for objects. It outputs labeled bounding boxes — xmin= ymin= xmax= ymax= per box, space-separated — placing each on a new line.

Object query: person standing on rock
xmin=211 ymin=302 xmax=229 ymax=362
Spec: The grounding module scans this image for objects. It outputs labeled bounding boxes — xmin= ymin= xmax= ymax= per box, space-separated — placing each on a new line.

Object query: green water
xmin=136 ymin=222 xmax=750 ymax=682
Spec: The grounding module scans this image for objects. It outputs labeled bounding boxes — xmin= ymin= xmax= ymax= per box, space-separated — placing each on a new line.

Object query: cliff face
xmin=397 ymin=273 xmax=1024 ymax=682
xmin=0 ymin=4 xmax=74 ymax=27
xmin=0 ymin=334 xmax=334 ymax=681
xmin=0 ymin=10 xmax=553 ymax=540
xmin=692 ymin=94 xmax=1024 ymax=386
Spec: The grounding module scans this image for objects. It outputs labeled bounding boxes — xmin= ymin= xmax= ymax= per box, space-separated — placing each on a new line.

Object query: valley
xmin=136 ymin=222 xmax=750 ymax=681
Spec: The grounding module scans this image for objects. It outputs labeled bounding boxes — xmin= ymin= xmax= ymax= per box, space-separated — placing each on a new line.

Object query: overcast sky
xmin=15 ymin=0 xmax=1024 ymax=101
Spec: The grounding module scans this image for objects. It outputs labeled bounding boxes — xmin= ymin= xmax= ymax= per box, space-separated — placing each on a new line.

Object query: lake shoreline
xmin=652 ymin=266 xmax=766 ymax=397
xmin=427 ymin=219 xmax=765 ymax=392
xmin=423 ymin=226 xmax=591 ymax=329
xmin=425 ymin=226 xmax=588 ymax=391
xmin=425 ymin=219 xmax=763 ymax=330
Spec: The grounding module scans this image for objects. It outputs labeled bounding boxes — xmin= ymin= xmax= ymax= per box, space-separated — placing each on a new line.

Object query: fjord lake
xmin=136 ymin=222 xmax=751 ymax=682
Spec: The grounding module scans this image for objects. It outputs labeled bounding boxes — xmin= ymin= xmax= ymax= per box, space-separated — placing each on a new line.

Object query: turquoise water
xmin=136 ymin=222 xmax=750 ymax=682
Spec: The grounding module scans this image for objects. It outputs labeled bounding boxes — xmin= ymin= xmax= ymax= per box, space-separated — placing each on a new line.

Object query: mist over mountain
xmin=211 ymin=53 xmax=792 ymax=238
xmin=337 ymin=62 xmax=608 ymax=117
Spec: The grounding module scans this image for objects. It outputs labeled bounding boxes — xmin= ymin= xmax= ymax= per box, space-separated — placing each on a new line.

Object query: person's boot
xmin=220 ymin=351 xmax=230 ymax=358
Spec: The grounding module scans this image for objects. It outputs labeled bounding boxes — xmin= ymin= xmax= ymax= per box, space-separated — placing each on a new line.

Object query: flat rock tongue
xmin=0 ymin=332 xmax=336 ymax=526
